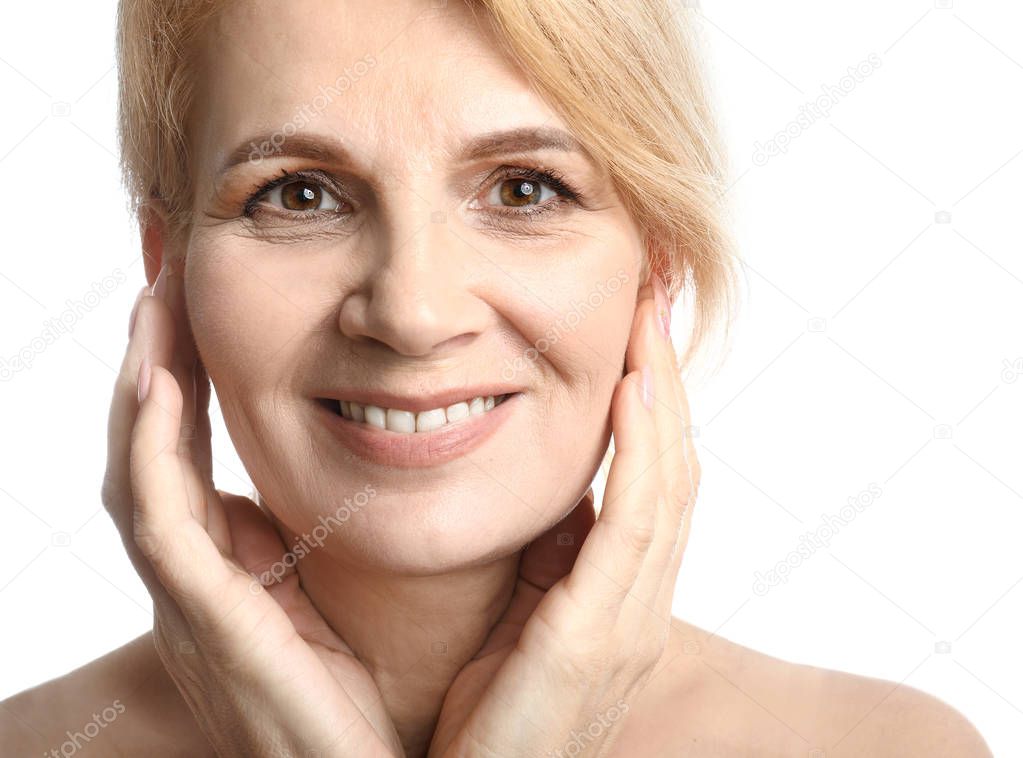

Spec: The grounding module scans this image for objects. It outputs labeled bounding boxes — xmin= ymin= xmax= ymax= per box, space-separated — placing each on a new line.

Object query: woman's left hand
xmin=428 ymin=273 xmax=700 ymax=757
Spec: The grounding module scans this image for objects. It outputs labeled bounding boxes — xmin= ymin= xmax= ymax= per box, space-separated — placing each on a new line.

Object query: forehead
xmin=190 ymin=0 xmax=565 ymax=173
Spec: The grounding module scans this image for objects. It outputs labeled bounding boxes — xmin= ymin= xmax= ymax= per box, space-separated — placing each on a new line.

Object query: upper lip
xmin=314 ymin=385 xmax=524 ymax=414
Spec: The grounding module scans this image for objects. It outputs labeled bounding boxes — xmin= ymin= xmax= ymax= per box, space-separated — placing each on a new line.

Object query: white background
xmin=1 ymin=1 xmax=1021 ymax=755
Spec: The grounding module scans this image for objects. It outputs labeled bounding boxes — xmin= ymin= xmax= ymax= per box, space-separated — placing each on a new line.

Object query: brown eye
xmin=489 ymin=177 xmax=556 ymax=208
xmin=266 ymin=180 xmax=340 ymax=212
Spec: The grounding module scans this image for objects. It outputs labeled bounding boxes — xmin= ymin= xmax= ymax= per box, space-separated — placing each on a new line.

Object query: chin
xmin=234 ymin=386 xmax=609 ymax=574
xmin=258 ymin=481 xmax=563 ymax=574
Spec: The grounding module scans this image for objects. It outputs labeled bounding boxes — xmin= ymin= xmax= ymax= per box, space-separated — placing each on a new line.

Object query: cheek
xmin=495 ymin=233 xmax=639 ymax=461
xmin=185 ymin=238 xmax=318 ymax=387
xmin=185 ymin=239 xmax=327 ymax=505
xmin=504 ymin=233 xmax=639 ymax=391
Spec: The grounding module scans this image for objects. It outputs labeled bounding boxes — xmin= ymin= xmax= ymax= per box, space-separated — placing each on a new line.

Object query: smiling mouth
xmin=316 ymin=393 xmax=516 ymax=435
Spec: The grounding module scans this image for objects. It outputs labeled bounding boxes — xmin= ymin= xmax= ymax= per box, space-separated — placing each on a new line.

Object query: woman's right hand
xmin=102 ymin=262 xmax=403 ymax=757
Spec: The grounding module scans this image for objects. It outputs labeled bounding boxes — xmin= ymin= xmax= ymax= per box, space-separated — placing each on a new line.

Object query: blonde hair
xmin=116 ymin=0 xmax=740 ymax=370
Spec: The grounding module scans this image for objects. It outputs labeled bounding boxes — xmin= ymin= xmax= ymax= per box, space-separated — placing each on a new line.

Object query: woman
xmin=1 ymin=0 xmax=993 ymax=755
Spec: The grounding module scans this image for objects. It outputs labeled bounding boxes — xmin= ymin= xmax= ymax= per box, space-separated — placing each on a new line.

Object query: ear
xmin=139 ymin=200 xmax=173 ymax=288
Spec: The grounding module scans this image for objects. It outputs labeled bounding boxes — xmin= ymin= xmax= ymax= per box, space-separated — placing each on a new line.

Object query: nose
xmin=338 ymin=212 xmax=488 ymax=357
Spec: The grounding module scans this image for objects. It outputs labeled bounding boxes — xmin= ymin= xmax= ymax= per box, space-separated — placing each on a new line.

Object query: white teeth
xmin=416 ymin=408 xmax=447 ymax=432
xmin=340 ymin=394 xmax=509 ymax=434
xmin=364 ymin=405 xmax=386 ymax=429
xmin=386 ymin=408 xmax=416 ymax=434
xmin=446 ymin=401 xmax=469 ymax=422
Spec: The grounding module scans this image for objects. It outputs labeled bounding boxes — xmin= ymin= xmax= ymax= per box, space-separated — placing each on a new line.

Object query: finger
xmin=156 ymin=266 xmax=201 ymax=473
xmin=149 ymin=264 xmax=223 ymax=536
xmin=131 ymin=361 xmax=241 ymax=633
xmin=104 ymin=287 xmax=176 ymax=566
xmin=194 ymin=356 xmax=233 ymax=552
xmin=193 ymin=355 xmax=213 ymax=484
xmin=563 ymin=360 xmax=659 ymax=612
xmin=105 ymin=285 xmax=210 ymax=641
xmin=654 ymin=362 xmax=701 ymax=614
xmin=628 ymin=275 xmax=695 ymax=609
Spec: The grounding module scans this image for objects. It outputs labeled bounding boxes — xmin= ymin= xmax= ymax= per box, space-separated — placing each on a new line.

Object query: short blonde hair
xmin=117 ymin=0 xmax=739 ymax=369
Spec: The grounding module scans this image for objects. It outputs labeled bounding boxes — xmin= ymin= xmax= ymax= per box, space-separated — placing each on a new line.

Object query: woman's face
xmin=180 ymin=0 xmax=647 ymax=572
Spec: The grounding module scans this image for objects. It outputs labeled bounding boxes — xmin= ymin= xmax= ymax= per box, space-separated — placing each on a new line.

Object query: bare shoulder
xmin=0 ymin=631 xmax=214 ymax=757
xmin=613 ymin=618 xmax=992 ymax=758
xmin=808 ymin=662 xmax=993 ymax=758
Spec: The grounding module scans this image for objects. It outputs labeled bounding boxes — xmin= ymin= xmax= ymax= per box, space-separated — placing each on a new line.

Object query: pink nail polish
xmin=641 ymin=363 xmax=653 ymax=410
xmin=652 ymin=274 xmax=671 ymax=339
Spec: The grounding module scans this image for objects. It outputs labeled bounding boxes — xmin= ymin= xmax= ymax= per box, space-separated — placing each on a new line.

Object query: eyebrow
xmin=217 ymin=126 xmax=592 ymax=177
xmin=461 ymin=126 xmax=587 ymax=161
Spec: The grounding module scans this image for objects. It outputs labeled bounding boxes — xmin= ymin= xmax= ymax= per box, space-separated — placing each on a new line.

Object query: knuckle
xmin=669 ymin=488 xmax=692 ymax=519
xmin=100 ymin=470 xmax=123 ymax=511
xmin=667 ymin=457 xmax=700 ymax=515
xmin=616 ymin=520 xmax=656 ymax=556
xmin=132 ymin=506 xmax=166 ymax=563
xmin=631 ymin=630 xmax=667 ymax=681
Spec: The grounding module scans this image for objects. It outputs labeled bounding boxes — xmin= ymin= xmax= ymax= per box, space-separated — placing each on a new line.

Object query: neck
xmin=281 ymin=530 xmax=521 ymax=756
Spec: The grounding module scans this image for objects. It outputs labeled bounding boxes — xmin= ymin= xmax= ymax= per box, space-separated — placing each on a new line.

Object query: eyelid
xmin=241 ymin=163 xmax=585 ymax=222
xmin=467 ymin=164 xmax=584 ymax=221
xmin=243 ymin=169 xmax=347 ymax=217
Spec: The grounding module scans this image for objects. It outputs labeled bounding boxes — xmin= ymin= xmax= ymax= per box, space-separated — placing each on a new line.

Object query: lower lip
xmin=314 ymin=393 xmax=521 ymax=468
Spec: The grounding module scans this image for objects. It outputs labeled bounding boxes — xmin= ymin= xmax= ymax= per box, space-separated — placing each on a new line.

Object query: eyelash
xmin=241 ymin=165 xmax=583 ymax=224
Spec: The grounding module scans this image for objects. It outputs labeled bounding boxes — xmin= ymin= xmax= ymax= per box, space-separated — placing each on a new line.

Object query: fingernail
xmin=138 ymin=357 xmax=151 ymax=404
xmin=127 ymin=285 xmax=147 ymax=338
xmin=641 ymin=363 xmax=653 ymax=410
xmin=652 ymin=274 xmax=671 ymax=339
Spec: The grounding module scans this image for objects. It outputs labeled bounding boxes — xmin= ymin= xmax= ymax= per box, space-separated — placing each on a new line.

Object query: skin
xmin=0 ymin=1 xmax=994 ymax=756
